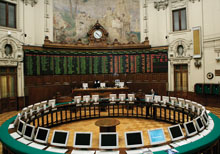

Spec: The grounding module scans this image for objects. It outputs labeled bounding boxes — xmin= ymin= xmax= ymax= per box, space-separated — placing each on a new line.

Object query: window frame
xmin=0 ymin=1 xmax=16 ymax=28
xmin=172 ymin=8 xmax=187 ymax=32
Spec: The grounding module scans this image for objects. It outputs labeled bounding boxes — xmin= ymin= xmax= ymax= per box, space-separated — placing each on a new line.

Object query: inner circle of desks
xmin=6 ymin=94 xmax=216 ymax=154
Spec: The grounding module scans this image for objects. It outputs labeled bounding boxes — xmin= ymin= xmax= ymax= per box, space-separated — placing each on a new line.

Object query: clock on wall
xmin=87 ymin=21 xmax=108 ymax=45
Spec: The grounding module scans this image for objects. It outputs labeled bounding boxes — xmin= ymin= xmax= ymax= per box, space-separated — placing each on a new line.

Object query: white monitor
xmin=201 ymin=111 xmax=209 ymax=126
xmin=128 ymin=94 xmax=135 ymax=102
xmin=92 ymin=95 xmax=99 ymax=102
xmin=99 ymin=132 xmax=118 ymax=149
xmin=119 ymin=82 xmax=124 ymax=88
xmin=20 ymin=107 xmax=27 ymax=117
xmin=48 ymin=99 xmax=56 ymax=108
xmin=162 ymin=96 xmax=169 ymax=104
xmin=13 ymin=113 xmax=20 ymax=126
xmin=115 ymin=79 xmax=120 ymax=87
xmin=33 ymin=102 xmax=41 ymax=112
xmin=34 ymin=127 xmax=50 ymax=144
xmin=167 ymin=124 xmax=184 ymax=141
xmin=145 ymin=95 xmax=153 ymax=102
xmin=51 ymin=130 xmax=69 ymax=147
xmin=23 ymin=124 xmax=35 ymax=140
xmin=110 ymin=94 xmax=117 ymax=101
xmin=83 ymin=95 xmax=90 ymax=103
xmin=154 ymin=95 xmax=161 ymax=103
xmin=183 ymin=121 xmax=198 ymax=137
xmin=124 ymin=131 xmax=144 ymax=148
xmin=119 ymin=94 xmax=126 ymax=101
xmin=74 ymin=96 xmax=81 ymax=104
xmin=194 ymin=116 xmax=205 ymax=131
xmin=170 ymin=97 xmax=177 ymax=106
xmin=178 ymin=98 xmax=185 ymax=108
xmin=148 ymin=128 xmax=166 ymax=145
xmin=100 ymin=83 xmax=106 ymax=88
xmin=82 ymin=83 xmax=88 ymax=89
xmin=73 ymin=132 xmax=93 ymax=148
xmin=17 ymin=119 xmax=25 ymax=135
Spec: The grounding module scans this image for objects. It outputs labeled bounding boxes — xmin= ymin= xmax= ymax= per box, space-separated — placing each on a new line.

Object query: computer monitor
xmin=167 ymin=124 xmax=184 ymax=141
xmin=201 ymin=111 xmax=209 ymax=126
xmin=100 ymin=83 xmax=106 ymax=88
xmin=13 ymin=113 xmax=20 ymax=126
xmin=74 ymin=96 xmax=81 ymax=104
xmin=204 ymin=110 xmax=209 ymax=119
xmin=195 ymin=116 xmax=205 ymax=131
xmin=34 ymin=127 xmax=50 ymax=144
xmin=148 ymin=128 xmax=166 ymax=145
xmin=145 ymin=95 xmax=153 ymax=102
xmin=92 ymin=95 xmax=99 ymax=102
xmin=119 ymin=82 xmax=124 ymax=88
xmin=82 ymin=83 xmax=88 ymax=89
xmin=119 ymin=94 xmax=126 ymax=101
xmin=128 ymin=94 xmax=135 ymax=102
xmin=73 ymin=132 xmax=93 ymax=148
xmin=154 ymin=95 xmax=161 ymax=103
xmin=23 ymin=124 xmax=35 ymax=140
xmin=124 ymin=131 xmax=144 ymax=148
xmin=17 ymin=119 xmax=25 ymax=135
xmin=48 ymin=99 xmax=56 ymax=108
xmin=183 ymin=121 xmax=198 ymax=137
xmin=51 ymin=130 xmax=69 ymax=147
xmin=99 ymin=132 xmax=118 ymax=149
xmin=83 ymin=95 xmax=90 ymax=103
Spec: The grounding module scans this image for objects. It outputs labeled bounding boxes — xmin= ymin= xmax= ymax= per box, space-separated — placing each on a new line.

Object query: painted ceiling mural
xmin=53 ymin=0 xmax=140 ymax=44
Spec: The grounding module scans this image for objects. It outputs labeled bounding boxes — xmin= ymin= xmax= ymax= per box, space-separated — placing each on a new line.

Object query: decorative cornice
xmin=154 ymin=0 xmax=169 ymax=11
xmin=42 ymin=36 xmax=151 ymax=50
xmin=22 ymin=0 xmax=38 ymax=7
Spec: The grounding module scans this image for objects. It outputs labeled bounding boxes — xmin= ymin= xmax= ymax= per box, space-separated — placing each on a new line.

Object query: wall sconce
xmin=194 ymin=59 xmax=201 ymax=68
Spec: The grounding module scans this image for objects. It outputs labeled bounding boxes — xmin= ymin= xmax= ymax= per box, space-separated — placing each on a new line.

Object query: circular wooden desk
xmin=95 ymin=118 xmax=120 ymax=132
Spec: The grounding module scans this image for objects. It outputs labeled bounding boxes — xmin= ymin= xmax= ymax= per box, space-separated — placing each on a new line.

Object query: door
xmin=174 ymin=64 xmax=188 ymax=92
xmin=0 ymin=67 xmax=17 ymax=113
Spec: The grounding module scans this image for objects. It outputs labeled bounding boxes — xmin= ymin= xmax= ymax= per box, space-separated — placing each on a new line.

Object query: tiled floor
xmin=0 ymin=106 xmax=219 ymax=152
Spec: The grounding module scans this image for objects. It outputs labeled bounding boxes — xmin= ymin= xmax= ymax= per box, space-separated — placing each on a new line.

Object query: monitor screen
xmin=168 ymin=124 xmax=184 ymax=141
xmin=51 ymin=130 xmax=69 ymax=147
xmin=23 ymin=124 xmax=35 ymax=140
xmin=204 ymin=111 xmax=209 ymax=119
xmin=34 ymin=127 xmax=50 ymax=144
xmin=99 ymin=133 xmax=118 ymax=149
xmin=202 ymin=112 xmax=209 ymax=126
xmin=124 ymin=131 xmax=144 ymax=148
xmin=184 ymin=121 xmax=198 ymax=137
xmin=148 ymin=128 xmax=166 ymax=145
xmin=17 ymin=119 xmax=25 ymax=135
xmin=195 ymin=117 xmax=204 ymax=131
xmin=74 ymin=132 xmax=92 ymax=148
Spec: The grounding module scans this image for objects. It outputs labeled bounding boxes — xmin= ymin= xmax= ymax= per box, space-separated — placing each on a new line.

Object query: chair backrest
xmin=154 ymin=95 xmax=161 ymax=103
xmin=145 ymin=94 xmax=153 ymax=102
xmin=119 ymin=94 xmax=126 ymax=101
xmin=110 ymin=94 xmax=117 ymax=101
xmin=92 ymin=95 xmax=99 ymax=102
xmin=178 ymin=98 xmax=185 ymax=108
xmin=128 ymin=94 xmax=135 ymax=101
xmin=74 ymin=96 xmax=82 ymax=104
xmin=83 ymin=95 xmax=90 ymax=103
xmin=162 ymin=96 xmax=169 ymax=104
